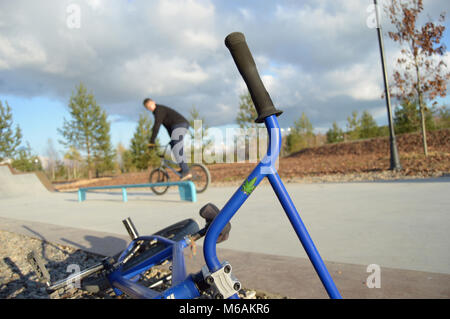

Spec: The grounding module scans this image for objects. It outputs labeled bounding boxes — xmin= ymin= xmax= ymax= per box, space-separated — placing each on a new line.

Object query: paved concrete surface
xmin=1 ymin=216 xmax=449 ymax=299
xmin=1 ymin=169 xmax=449 ymax=297
xmin=1 ymin=178 xmax=449 ymax=274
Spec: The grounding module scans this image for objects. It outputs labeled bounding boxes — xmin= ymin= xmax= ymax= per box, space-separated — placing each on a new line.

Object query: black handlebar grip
xmin=225 ymin=32 xmax=282 ymax=123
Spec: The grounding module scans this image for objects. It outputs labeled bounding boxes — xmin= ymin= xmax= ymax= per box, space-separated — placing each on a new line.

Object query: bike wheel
xmin=149 ymin=168 xmax=170 ymax=195
xmin=189 ymin=163 xmax=210 ymax=194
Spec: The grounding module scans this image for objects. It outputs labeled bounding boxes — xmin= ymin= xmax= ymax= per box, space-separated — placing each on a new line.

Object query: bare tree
xmin=64 ymin=146 xmax=82 ymax=179
xmin=45 ymin=138 xmax=60 ymax=180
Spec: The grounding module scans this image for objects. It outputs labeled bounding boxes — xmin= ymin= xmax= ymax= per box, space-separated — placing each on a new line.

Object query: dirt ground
xmin=54 ymin=129 xmax=450 ymax=191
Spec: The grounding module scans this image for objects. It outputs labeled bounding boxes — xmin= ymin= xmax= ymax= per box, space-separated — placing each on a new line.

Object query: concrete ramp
xmin=0 ymin=164 xmax=54 ymax=199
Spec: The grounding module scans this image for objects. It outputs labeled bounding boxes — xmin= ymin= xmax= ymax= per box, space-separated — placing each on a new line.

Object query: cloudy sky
xmin=0 ymin=0 xmax=449 ymax=155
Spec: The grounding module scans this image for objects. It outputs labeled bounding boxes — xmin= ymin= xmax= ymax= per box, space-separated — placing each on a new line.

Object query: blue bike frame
xmin=203 ymin=115 xmax=341 ymax=299
xmin=107 ymin=235 xmax=201 ymax=299
xmin=105 ymin=114 xmax=341 ymax=299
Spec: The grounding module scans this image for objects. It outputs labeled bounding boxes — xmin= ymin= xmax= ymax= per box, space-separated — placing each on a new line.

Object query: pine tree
xmin=285 ymin=113 xmax=315 ymax=154
xmin=117 ymin=143 xmax=134 ymax=173
xmin=326 ymin=122 xmax=344 ymax=144
xmin=11 ymin=143 xmax=42 ymax=172
xmin=294 ymin=112 xmax=314 ymax=136
xmin=189 ymin=106 xmax=212 ymax=163
xmin=236 ymin=92 xmax=261 ymax=129
xmin=130 ymin=113 xmax=159 ymax=170
xmin=435 ymin=105 xmax=450 ymax=129
xmin=122 ymin=149 xmax=134 ymax=173
xmin=346 ymin=111 xmax=361 ymax=141
xmin=0 ymin=101 xmax=22 ymax=161
xmin=58 ymin=83 xmax=114 ymax=179
xmin=92 ymin=111 xmax=116 ymax=176
xmin=236 ymin=92 xmax=265 ymax=161
xmin=394 ymin=100 xmax=435 ymax=134
xmin=360 ymin=111 xmax=380 ymax=139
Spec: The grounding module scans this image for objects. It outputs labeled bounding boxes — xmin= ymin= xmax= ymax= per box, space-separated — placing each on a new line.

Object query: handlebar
xmin=225 ymin=32 xmax=283 ymax=123
xmin=153 ymin=143 xmax=171 ymax=158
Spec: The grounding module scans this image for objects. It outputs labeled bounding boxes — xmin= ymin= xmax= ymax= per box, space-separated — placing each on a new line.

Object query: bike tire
xmin=189 ymin=163 xmax=210 ymax=194
xmin=149 ymin=168 xmax=170 ymax=195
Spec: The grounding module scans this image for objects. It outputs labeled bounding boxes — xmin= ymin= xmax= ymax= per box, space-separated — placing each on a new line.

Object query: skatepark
xmin=1 ymin=164 xmax=449 ymax=298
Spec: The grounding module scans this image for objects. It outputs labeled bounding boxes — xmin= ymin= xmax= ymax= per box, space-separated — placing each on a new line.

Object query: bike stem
xmin=203 ymin=115 xmax=342 ymax=299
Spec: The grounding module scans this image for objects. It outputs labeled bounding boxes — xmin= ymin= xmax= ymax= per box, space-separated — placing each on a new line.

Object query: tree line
xmin=2 ymin=86 xmax=449 ymax=180
xmin=0 ymin=84 xmax=118 ymax=179
xmin=237 ymin=0 xmax=450 ymax=157
xmin=0 ymin=101 xmax=42 ymax=172
xmin=325 ymin=101 xmax=449 ymax=146
xmin=0 ymin=84 xmax=147 ymax=179
xmin=49 ymin=83 xmax=173 ymax=180
xmin=235 ymin=92 xmax=449 ymax=156
xmin=0 ymin=83 xmax=212 ymax=180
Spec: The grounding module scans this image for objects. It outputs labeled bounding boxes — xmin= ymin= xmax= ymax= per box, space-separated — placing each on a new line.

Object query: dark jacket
xmin=149 ymin=104 xmax=189 ymax=143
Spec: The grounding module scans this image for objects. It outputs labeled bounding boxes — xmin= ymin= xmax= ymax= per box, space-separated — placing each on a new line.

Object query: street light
xmin=373 ymin=0 xmax=402 ymax=171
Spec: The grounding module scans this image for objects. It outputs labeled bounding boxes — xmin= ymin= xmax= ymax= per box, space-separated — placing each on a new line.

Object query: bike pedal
xmin=26 ymin=251 xmax=51 ymax=284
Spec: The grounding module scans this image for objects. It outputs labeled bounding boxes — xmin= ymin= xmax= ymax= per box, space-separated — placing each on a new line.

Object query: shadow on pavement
xmin=61 ymin=236 xmax=128 ymax=254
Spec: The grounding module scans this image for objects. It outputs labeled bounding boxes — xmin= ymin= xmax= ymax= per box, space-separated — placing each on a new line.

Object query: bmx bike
xmin=27 ymin=32 xmax=341 ymax=299
xmin=149 ymin=143 xmax=211 ymax=195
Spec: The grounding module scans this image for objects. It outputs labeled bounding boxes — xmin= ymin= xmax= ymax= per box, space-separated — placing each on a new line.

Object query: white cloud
xmin=123 ymin=54 xmax=209 ymax=95
xmin=239 ymin=8 xmax=253 ymax=20
xmin=324 ymin=62 xmax=382 ymax=101
xmin=0 ymin=35 xmax=47 ymax=70
xmin=151 ymin=0 xmax=218 ymax=51
xmin=86 ymin=0 xmax=104 ymax=10
xmin=0 ymin=0 xmax=448 ymax=129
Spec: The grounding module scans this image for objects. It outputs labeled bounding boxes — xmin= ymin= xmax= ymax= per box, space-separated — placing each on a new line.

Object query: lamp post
xmin=374 ymin=0 xmax=402 ymax=171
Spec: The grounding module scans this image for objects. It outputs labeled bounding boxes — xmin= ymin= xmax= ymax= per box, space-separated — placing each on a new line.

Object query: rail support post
xmin=122 ymin=188 xmax=128 ymax=202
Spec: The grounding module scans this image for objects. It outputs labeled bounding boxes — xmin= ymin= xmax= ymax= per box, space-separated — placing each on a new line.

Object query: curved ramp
xmin=0 ymin=164 xmax=54 ymax=199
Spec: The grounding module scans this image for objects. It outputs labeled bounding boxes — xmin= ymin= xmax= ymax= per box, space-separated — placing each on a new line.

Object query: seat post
xmin=122 ymin=217 xmax=139 ymax=240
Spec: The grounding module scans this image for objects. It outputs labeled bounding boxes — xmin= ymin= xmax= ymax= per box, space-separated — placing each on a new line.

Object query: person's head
xmin=143 ymin=98 xmax=156 ymax=112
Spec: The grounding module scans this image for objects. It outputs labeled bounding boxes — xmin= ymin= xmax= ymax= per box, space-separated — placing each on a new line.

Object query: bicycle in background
xmin=149 ymin=143 xmax=210 ymax=195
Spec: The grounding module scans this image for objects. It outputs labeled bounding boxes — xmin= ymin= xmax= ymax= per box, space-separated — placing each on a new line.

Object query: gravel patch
xmin=0 ymin=230 xmax=284 ymax=299
xmin=0 ymin=230 xmax=107 ymax=299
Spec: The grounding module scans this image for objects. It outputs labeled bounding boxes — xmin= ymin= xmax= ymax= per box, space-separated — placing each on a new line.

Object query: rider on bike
xmin=143 ymin=98 xmax=192 ymax=181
